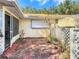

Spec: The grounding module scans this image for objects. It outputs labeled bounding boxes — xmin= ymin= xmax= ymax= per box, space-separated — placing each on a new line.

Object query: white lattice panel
xmin=70 ymin=28 xmax=79 ymax=59
xmin=62 ymin=28 xmax=70 ymax=48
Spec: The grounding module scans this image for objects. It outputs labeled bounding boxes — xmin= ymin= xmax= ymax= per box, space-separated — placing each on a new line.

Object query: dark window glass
xmin=5 ymin=14 xmax=10 ymax=49
xmin=13 ymin=17 xmax=19 ymax=36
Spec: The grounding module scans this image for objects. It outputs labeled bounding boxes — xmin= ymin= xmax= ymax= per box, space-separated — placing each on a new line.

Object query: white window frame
xmin=31 ymin=20 xmax=49 ymax=29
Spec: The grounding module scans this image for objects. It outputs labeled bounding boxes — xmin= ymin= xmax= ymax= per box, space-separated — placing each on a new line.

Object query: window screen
xmin=13 ymin=17 xmax=19 ymax=36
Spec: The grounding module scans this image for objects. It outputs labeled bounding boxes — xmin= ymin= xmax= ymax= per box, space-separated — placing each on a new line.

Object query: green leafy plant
xmin=60 ymin=40 xmax=66 ymax=52
xmin=48 ymin=35 xmax=58 ymax=42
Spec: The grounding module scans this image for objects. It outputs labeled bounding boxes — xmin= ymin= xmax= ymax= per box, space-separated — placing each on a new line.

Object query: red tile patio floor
xmin=0 ymin=38 xmax=62 ymax=59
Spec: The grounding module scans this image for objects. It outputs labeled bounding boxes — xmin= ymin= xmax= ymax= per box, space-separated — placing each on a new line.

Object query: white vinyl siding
xmin=0 ymin=9 xmax=4 ymax=54
xmin=0 ymin=10 xmax=3 ymax=29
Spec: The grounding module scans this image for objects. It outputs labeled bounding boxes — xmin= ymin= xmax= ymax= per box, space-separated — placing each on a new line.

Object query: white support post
xmin=70 ymin=28 xmax=74 ymax=59
xmin=3 ymin=7 xmax=5 ymax=54
xmin=10 ymin=15 xmax=13 ymax=47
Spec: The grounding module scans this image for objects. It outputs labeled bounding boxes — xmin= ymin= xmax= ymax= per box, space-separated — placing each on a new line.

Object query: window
xmin=13 ymin=17 xmax=19 ymax=36
xmin=31 ymin=20 xmax=49 ymax=29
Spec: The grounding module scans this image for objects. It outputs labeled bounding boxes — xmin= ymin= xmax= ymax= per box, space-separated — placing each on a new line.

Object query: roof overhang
xmin=24 ymin=14 xmax=78 ymax=20
xmin=0 ymin=0 xmax=14 ymax=7
xmin=0 ymin=0 xmax=24 ymax=19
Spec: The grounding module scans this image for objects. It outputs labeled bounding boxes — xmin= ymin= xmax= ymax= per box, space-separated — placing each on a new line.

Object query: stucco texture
xmin=19 ymin=19 xmax=50 ymax=37
xmin=58 ymin=17 xmax=75 ymax=27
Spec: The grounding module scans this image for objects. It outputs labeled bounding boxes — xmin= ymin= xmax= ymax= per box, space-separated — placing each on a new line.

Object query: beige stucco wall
xmin=58 ymin=17 xmax=75 ymax=27
xmin=19 ymin=19 xmax=50 ymax=37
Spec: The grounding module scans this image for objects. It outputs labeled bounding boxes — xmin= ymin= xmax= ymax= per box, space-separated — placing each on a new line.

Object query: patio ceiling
xmin=0 ymin=0 xmax=24 ymax=19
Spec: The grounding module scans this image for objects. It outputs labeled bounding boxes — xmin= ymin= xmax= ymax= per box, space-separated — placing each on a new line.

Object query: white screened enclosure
xmin=0 ymin=8 xmax=19 ymax=54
